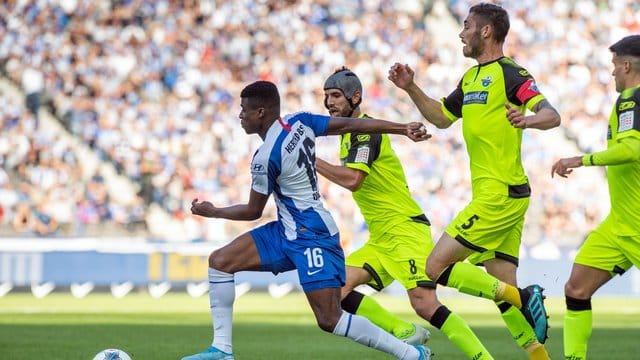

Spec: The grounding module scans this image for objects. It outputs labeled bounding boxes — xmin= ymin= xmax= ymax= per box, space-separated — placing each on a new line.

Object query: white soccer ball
xmin=92 ymin=348 xmax=132 ymax=360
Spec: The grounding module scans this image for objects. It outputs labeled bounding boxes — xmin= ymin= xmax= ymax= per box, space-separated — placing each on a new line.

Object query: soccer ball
xmin=92 ymin=348 xmax=132 ymax=360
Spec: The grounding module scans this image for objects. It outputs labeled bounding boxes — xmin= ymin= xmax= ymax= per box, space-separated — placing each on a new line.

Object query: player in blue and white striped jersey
xmin=181 ymin=80 xmax=432 ymax=360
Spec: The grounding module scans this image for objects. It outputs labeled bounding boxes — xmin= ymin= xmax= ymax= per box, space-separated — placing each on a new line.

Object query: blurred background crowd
xmin=0 ymin=0 xmax=636 ymax=260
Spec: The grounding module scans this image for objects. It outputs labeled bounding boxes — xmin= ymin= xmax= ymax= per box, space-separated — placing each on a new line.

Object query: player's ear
xmin=482 ymin=24 xmax=491 ymax=39
xmin=352 ymin=91 xmax=361 ymax=105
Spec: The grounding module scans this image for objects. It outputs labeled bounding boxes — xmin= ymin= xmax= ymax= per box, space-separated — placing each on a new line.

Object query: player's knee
xmin=564 ymin=280 xmax=592 ymax=299
xmin=409 ymin=289 xmax=440 ymax=321
xmin=315 ymin=315 xmax=338 ymax=333
xmin=209 ymin=250 xmax=233 ymax=272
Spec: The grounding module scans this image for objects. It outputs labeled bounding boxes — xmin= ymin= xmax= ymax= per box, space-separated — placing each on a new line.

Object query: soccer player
xmin=388 ymin=3 xmax=561 ymax=360
xmin=316 ymin=67 xmax=493 ymax=359
xmin=551 ymin=35 xmax=640 ymax=360
xmin=181 ymin=80 xmax=431 ymax=360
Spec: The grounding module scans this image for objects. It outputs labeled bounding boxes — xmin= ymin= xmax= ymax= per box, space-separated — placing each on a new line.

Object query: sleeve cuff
xmin=582 ymin=155 xmax=594 ymax=166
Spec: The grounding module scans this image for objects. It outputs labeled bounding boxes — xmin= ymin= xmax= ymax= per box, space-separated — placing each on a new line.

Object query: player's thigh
xmin=574 ymin=218 xmax=633 ymax=276
xmin=248 ymin=221 xmax=295 ymax=273
xmin=616 ymin=234 xmax=640 ymax=269
xmin=346 ymin=242 xmax=392 ymax=291
xmin=377 ymin=221 xmax=436 ymax=289
xmin=285 ymin=234 xmax=346 ymax=293
xmin=210 ymin=230 xmax=262 ymax=272
xmin=447 ymin=194 xmax=527 ymax=261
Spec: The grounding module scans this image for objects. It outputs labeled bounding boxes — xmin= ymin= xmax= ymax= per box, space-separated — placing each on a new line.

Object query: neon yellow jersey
xmin=340 ymin=114 xmax=425 ymax=236
xmin=441 ymin=57 xmax=545 ymax=196
xmin=606 ymin=85 xmax=640 ymax=235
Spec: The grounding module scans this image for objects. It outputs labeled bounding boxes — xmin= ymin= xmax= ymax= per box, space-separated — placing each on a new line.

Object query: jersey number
xmin=460 ymin=214 xmax=480 ymax=230
xmin=296 ymin=137 xmax=320 ymax=200
xmin=304 ymin=247 xmax=324 ymax=268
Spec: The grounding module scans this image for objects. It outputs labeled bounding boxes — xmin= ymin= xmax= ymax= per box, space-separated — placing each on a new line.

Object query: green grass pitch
xmin=0 ymin=292 xmax=638 ymax=359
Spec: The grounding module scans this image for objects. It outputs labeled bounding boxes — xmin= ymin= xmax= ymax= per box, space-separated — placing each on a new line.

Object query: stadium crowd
xmin=0 ymin=0 xmax=635 ymax=258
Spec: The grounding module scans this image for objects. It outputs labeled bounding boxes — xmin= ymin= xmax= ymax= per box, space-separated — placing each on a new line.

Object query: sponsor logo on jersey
xmin=463 ymin=91 xmax=489 ymax=105
xmin=355 ymin=146 xmax=370 ymax=163
xmin=619 ymin=101 xmax=636 ymax=111
xmin=607 ymin=125 xmax=612 ymax=140
xmin=481 ymin=76 xmax=492 ymax=87
xmin=251 ymin=163 xmax=266 ymax=174
xmin=618 ymin=111 xmax=634 ymax=132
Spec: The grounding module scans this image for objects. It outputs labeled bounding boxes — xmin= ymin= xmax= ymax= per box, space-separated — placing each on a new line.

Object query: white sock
xmin=208 ymin=267 xmax=235 ymax=354
xmin=332 ymin=311 xmax=420 ymax=359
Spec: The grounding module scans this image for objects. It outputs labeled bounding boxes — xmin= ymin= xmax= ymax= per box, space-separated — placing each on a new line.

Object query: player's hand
xmin=505 ymin=103 xmax=527 ymax=128
xmin=191 ymin=198 xmax=217 ymax=217
xmin=551 ymin=156 xmax=583 ymax=178
xmin=407 ymin=122 xmax=432 ymax=142
xmin=388 ymin=63 xmax=415 ymax=90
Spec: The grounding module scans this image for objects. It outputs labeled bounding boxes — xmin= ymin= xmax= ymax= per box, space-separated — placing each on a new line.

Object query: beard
xmin=463 ymin=33 xmax=484 ymax=59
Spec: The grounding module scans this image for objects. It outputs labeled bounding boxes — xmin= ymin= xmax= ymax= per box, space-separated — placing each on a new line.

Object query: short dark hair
xmin=240 ymin=81 xmax=280 ymax=110
xmin=469 ymin=3 xmax=510 ymax=43
xmin=609 ymin=35 xmax=640 ymax=58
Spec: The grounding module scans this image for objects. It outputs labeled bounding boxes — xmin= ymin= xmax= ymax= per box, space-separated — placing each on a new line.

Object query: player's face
xmin=459 ymin=14 xmax=484 ymax=59
xmin=324 ymin=88 xmax=352 ymax=117
xmin=239 ymin=97 xmax=263 ymax=134
xmin=611 ymin=54 xmax=630 ymax=93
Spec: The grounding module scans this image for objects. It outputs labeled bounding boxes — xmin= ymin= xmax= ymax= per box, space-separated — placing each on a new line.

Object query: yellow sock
xmin=526 ymin=342 xmax=550 ymax=360
xmin=498 ymin=283 xmax=522 ymax=309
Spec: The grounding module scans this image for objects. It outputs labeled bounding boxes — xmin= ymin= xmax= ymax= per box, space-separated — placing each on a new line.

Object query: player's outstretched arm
xmin=388 ymin=63 xmax=452 ymax=129
xmin=191 ymin=189 xmax=269 ymax=221
xmin=552 ymin=137 xmax=640 ymax=178
xmin=325 ymin=116 xmax=430 ymax=142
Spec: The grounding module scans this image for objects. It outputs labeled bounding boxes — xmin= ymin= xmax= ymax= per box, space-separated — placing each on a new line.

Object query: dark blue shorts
xmin=250 ymin=221 xmax=345 ymax=292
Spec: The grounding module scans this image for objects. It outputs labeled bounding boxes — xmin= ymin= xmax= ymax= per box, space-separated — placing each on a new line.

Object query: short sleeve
xmin=442 ymin=80 xmax=464 ymax=120
xmin=343 ymin=132 xmax=382 ymax=173
xmin=288 ymin=112 xmax=330 ymax=136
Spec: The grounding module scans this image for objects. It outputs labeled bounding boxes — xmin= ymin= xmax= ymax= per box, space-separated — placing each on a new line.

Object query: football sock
xmin=341 ymin=290 xmax=415 ymax=338
xmin=497 ymin=302 xmax=548 ymax=359
xmin=332 ymin=311 xmax=420 ymax=359
xmin=437 ymin=262 xmax=501 ymax=300
xmin=526 ymin=343 xmax=550 ymax=360
xmin=564 ymin=296 xmax=592 ymax=360
xmin=208 ymin=267 xmax=235 ymax=354
xmin=430 ymin=305 xmax=494 ymax=359
xmin=497 ymin=284 xmax=522 ymax=309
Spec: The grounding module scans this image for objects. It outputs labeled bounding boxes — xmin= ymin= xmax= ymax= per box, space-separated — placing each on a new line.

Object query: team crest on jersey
xmin=355 ymin=146 xmax=370 ymax=163
xmin=618 ymin=111 xmax=634 ymax=132
xmin=481 ymin=76 xmax=492 ymax=87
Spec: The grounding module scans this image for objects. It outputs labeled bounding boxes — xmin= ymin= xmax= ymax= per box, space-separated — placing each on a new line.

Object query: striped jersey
xmin=251 ymin=112 xmax=339 ymax=240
